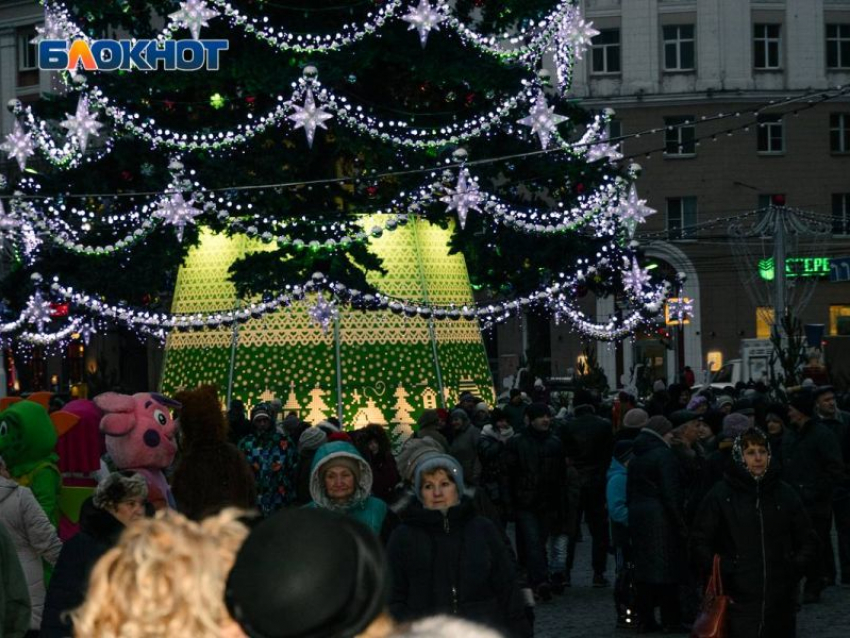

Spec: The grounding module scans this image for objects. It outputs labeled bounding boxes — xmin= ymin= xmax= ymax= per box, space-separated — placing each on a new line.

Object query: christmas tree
xmin=305 ymin=383 xmax=331 ymax=425
xmin=390 ymin=383 xmax=416 ymax=432
xmin=0 ymin=2 xmax=667 ymax=396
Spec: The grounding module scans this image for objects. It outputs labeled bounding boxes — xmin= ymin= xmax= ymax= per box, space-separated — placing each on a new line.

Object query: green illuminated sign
xmin=758 ymin=257 xmax=831 ymax=281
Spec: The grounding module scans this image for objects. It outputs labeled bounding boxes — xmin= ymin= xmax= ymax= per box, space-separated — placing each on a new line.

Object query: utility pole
xmin=772 ymin=206 xmax=787 ymax=339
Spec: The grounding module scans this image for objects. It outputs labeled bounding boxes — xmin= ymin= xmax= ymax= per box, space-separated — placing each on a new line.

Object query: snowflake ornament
xmin=1 ymin=121 xmax=35 ymax=171
xmin=402 ymin=0 xmax=446 ymax=47
xmin=154 ymin=191 xmax=204 ymax=241
xmin=308 ymin=293 xmax=337 ymax=334
xmin=441 ymin=168 xmax=483 ymax=230
xmin=288 ymin=89 xmax=333 ymax=148
xmin=616 ymin=185 xmax=656 ymax=238
xmin=169 ymin=0 xmax=219 ymax=41
xmin=622 ymin=257 xmax=652 ymax=297
xmin=517 ymin=92 xmax=568 ymax=150
xmin=60 ymin=96 xmax=104 ymax=154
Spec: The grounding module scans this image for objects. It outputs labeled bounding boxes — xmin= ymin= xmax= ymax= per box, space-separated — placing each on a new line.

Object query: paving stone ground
xmin=531 ymin=525 xmax=850 ymax=637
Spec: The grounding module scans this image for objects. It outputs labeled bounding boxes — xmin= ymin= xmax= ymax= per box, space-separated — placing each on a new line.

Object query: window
xmin=830 ymin=305 xmax=850 ymax=336
xmin=17 ymin=27 xmax=37 ymax=71
xmin=664 ymin=116 xmax=696 ymax=156
xmin=834 ymin=193 xmax=850 ymax=235
xmin=606 ymin=119 xmax=622 ymax=142
xmin=666 ymin=197 xmax=697 ymax=240
xmin=757 ymin=115 xmax=784 ymax=153
xmin=831 ymin=113 xmax=850 ymax=153
xmin=663 ymin=25 xmax=695 ymax=71
xmin=756 ymin=308 xmax=774 ymax=339
xmin=754 ymin=24 xmax=781 ymax=69
xmin=827 ymin=24 xmax=850 ymax=69
xmin=591 ymin=29 xmax=621 ymax=75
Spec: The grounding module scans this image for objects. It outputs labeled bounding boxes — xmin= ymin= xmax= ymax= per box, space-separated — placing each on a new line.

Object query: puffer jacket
xmin=387 ymin=497 xmax=531 ymax=638
xmin=305 ymin=441 xmax=388 ymax=536
xmin=605 ymin=458 xmax=628 ymax=549
xmin=691 ymin=462 xmax=819 ymax=637
xmin=0 ymin=477 xmax=62 ymax=630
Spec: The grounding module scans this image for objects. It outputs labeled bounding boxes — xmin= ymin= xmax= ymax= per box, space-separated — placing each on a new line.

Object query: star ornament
xmin=1 ymin=121 xmax=35 ymax=171
xmin=31 ymin=8 xmax=68 ymax=45
xmin=586 ymin=132 xmax=623 ymax=163
xmin=169 ymin=0 xmax=219 ymax=41
xmin=308 ymin=293 xmax=337 ymax=335
xmin=402 ymin=0 xmax=446 ymax=48
xmin=622 ymin=257 xmax=652 ymax=297
xmin=154 ymin=191 xmax=204 ymax=242
xmin=441 ymin=169 xmax=483 ymax=229
xmin=617 ymin=185 xmax=656 ymax=237
xmin=288 ymin=89 xmax=333 ymax=148
xmin=0 ymin=199 xmax=20 ymax=237
xmin=60 ymin=96 xmax=104 ymax=154
xmin=517 ymin=92 xmax=568 ymax=150
xmin=560 ymin=12 xmax=600 ymax=60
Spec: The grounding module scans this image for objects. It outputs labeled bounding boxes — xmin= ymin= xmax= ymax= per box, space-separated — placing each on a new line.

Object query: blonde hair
xmin=72 ymin=508 xmax=249 ymax=638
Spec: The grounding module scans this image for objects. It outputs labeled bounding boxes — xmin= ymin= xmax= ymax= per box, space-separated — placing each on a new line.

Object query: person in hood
xmin=477 ymin=408 xmax=515 ymax=526
xmin=386 ymin=455 xmax=531 ymax=638
xmin=41 ymin=471 xmax=148 ymax=638
xmin=691 ymin=428 xmax=818 ymax=638
xmin=0 ymin=456 xmax=62 ymax=633
xmin=352 ymin=424 xmax=401 ymax=504
xmin=306 ymin=441 xmax=389 ymax=538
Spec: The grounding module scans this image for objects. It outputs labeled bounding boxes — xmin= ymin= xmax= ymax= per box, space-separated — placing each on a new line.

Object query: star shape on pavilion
xmin=169 ymin=0 xmax=220 ymax=41
xmin=0 ymin=121 xmax=35 ymax=171
xmin=60 ymin=96 xmax=104 ymax=154
xmin=154 ymin=191 xmax=204 ymax=242
xmin=402 ymin=0 xmax=446 ymax=48
xmin=517 ymin=91 xmax=569 ymax=150
xmin=616 ymin=185 xmax=656 ymax=237
xmin=288 ymin=89 xmax=333 ymax=148
xmin=441 ymin=168 xmax=483 ymax=230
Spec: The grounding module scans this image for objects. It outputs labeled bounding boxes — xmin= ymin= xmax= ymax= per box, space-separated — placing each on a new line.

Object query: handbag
xmin=690 ymin=554 xmax=731 ymax=638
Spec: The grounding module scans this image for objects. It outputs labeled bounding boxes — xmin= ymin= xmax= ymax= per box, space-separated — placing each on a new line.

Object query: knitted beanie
xmin=722 ymin=413 xmax=751 ymax=439
xmin=413 ymin=454 xmax=465 ymax=502
xmin=298 ymin=427 xmax=327 ymax=453
xmin=623 ymin=408 xmax=649 ymax=429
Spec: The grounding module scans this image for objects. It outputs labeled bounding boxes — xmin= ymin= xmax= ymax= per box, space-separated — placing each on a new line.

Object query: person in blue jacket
xmin=606 ymin=440 xmax=635 ymax=630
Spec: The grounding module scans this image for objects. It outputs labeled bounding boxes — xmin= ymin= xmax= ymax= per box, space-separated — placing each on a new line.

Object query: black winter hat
xmin=788 ymin=389 xmax=815 ymax=418
xmin=525 ymin=402 xmax=550 ymax=421
xmin=225 ymin=508 xmax=387 ymax=638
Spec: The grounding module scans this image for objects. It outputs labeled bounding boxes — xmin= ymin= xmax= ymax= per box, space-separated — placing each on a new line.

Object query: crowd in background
xmin=0 ymin=373 xmax=848 ymax=638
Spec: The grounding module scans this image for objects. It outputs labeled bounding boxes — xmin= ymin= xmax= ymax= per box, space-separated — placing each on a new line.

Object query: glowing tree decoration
xmin=402 ymin=0 xmax=446 ymax=47
xmin=169 ymin=0 xmax=219 ymax=40
xmin=1 ymin=121 xmax=35 ymax=171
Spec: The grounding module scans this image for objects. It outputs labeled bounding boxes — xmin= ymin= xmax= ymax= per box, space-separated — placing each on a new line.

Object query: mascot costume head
xmin=93 ymin=392 xmax=180 ymax=510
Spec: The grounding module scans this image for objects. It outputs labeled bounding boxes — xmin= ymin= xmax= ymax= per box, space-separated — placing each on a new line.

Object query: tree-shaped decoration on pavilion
xmin=305 ymin=383 xmax=331 ymax=425
xmin=390 ymin=383 xmax=416 ymax=435
xmin=282 ymin=381 xmax=302 ymax=417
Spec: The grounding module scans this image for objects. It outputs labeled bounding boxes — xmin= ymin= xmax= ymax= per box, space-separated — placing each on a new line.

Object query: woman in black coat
xmin=691 ymin=427 xmax=818 ymax=638
xmin=387 ymin=454 xmax=531 ymax=638
xmin=626 ymin=416 xmax=688 ymax=632
xmin=41 ymin=472 xmax=148 ymax=638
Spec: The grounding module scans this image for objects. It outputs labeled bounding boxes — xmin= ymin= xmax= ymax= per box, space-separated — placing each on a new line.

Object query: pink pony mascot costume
xmin=93 ymin=392 xmax=181 ymax=510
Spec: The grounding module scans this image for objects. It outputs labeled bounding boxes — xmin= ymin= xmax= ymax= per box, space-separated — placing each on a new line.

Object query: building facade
xmin=495 ymin=0 xmax=850 ymax=392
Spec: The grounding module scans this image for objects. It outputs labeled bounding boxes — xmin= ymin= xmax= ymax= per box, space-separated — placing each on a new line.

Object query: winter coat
xmin=691 ymin=463 xmax=819 ymax=638
xmin=0 ymin=521 xmax=30 ymax=638
xmin=0 ymin=477 xmax=62 ymax=629
xmin=815 ymin=412 xmax=850 ymax=501
xmin=556 ymin=409 xmax=614 ymax=490
xmin=606 ymin=458 xmax=628 ymax=549
xmin=477 ymin=425 xmax=514 ymax=510
xmin=627 ymin=429 xmax=688 ymax=584
xmin=305 ymin=441 xmax=388 ymax=536
xmin=296 ymin=448 xmax=318 ymax=505
xmin=41 ymin=498 xmax=125 ymax=638
xmin=446 ymin=412 xmax=481 ymax=486
xmin=502 ymin=427 xmax=572 ymax=531
xmin=780 ymin=418 xmax=844 ymax=517
xmin=501 ymin=402 xmax=527 ymax=433
xmin=386 ymin=498 xmax=531 ymax=638
xmin=238 ymin=429 xmax=299 ymax=517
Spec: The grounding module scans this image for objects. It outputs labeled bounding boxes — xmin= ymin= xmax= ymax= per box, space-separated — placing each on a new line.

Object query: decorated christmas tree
xmin=0 ymin=2 xmax=668 ymax=416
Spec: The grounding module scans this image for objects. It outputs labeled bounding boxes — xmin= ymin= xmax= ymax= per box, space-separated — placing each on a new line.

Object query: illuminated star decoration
xmin=1 ymin=121 xmax=35 ymax=171
xmin=441 ymin=168 xmax=483 ymax=230
xmin=153 ymin=191 xmax=204 ymax=242
xmin=169 ymin=0 xmax=219 ymax=41
xmin=308 ymin=293 xmax=337 ymax=334
xmin=616 ymin=185 xmax=656 ymax=238
xmin=559 ymin=9 xmax=600 ymax=60
xmin=288 ymin=89 xmax=333 ymax=148
xmin=30 ymin=7 xmax=68 ymax=45
xmin=0 ymin=199 xmax=20 ymax=236
xmin=586 ymin=133 xmax=623 ymax=164
xmin=402 ymin=0 xmax=446 ymax=48
xmin=517 ymin=92 xmax=568 ymax=150
xmin=622 ymin=257 xmax=652 ymax=297
xmin=60 ymin=96 xmax=104 ymax=154
xmin=25 ymin=292 xmax=53 ymax=333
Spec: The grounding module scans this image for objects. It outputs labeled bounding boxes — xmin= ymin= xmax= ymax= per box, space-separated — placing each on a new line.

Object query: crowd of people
xmin=0 ymin=376 xmax=847 ymax=638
